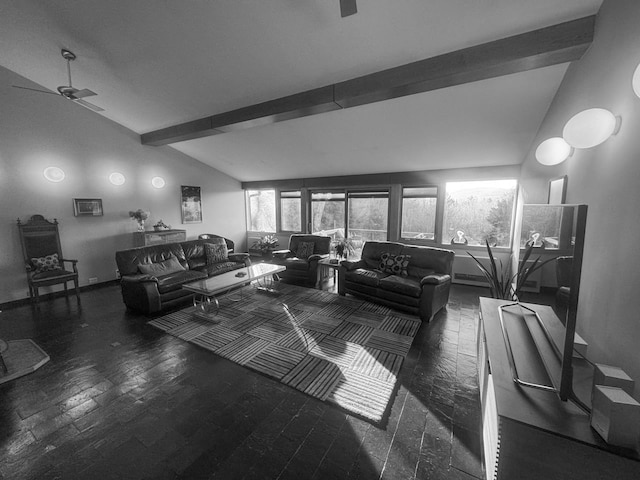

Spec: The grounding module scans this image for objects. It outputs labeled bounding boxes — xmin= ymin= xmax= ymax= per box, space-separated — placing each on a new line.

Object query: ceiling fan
xmin=12 ymin=49 xmax=104 ymax=112
xmin=340 ymin=0 xmax=357 ymax=17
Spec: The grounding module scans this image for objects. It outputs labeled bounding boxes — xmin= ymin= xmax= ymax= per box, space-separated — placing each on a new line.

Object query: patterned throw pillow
xmin=31 ymin=253 xmax=61 ymax=273
xmin=379 ymin=253 xmax=411 ymax=276
xmin=205 ymin=242 xmax=228 ymax=264
xmin=296 ymin=241 xmax=315 ymax=259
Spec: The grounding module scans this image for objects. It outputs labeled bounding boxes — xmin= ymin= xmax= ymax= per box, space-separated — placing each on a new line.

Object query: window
xmin=401 ymin=187 xmax=437 ymax=240
xmin=280 ymin=191 xmax=301 ymax=232
xmin=247 ymin=189 xmax=276 ymax=232
xmin=348 ymin=191 xmax=389 ymax=243
xmin=311 ymin=192 xmax=345 ymax=238
xmin=442 ymin=180 xmax=517 ymax=247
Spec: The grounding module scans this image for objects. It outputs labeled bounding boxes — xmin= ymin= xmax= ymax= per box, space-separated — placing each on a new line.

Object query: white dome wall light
xmin=43 ymin=166 xmax=65 ymax=183
xmin=535 ymin=137 xmax=573 ymax=166
xmin=633 ymin=62 xmax=640 ymax=98
xmin=109 ymin=172 xmax=126 ymax=186
xmin=151 ymin=176 xmax=166 ymax=189
xmin=562 ymin=108 xmax=621 ymax=149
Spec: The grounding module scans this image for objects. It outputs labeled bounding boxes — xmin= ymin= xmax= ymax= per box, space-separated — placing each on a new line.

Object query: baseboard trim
xmin=0 ymin=280 xmax=120 ymax=311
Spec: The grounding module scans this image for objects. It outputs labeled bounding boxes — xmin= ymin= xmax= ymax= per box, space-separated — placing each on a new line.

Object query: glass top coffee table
xmin=182 ymin=263 xmax=286 ymax=321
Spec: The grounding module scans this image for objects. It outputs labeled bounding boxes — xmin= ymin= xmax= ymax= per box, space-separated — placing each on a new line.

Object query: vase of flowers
xmin=129 ymin=209 xmax=149 ymax=232
xmin=334 ymin=238 xmax=356 ymax=260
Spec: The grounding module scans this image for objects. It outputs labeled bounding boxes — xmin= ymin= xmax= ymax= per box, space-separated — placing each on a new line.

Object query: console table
xmin=134 ymin=229 xmax=186 ymax=247
xmin=478 ymin=298 xmax=639 ymax=479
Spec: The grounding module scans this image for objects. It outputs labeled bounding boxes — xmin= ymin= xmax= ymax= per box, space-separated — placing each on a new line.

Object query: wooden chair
xmin=17 ymin=215 xmax=80 ymax=303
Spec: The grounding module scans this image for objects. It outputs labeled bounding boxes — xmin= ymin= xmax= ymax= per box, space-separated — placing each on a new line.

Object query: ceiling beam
xmin=141 ymin=15 xmax=595 ymax=146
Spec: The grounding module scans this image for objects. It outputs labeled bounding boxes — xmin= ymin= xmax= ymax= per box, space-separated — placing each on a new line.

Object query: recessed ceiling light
xmin=43 ymin=166 xmax=65 ymax=183
xmin=109 ymin=172 xmax=125 ymax=185
xmin=535 ymin=137 xmax=573 ymax=165
xmin=633 ymin=62 xmax=640 ymax=98
xmin=563 ymin=108 xmax=619 ymax=149
xmin=151 ymin=176 xmax=166 ymax=189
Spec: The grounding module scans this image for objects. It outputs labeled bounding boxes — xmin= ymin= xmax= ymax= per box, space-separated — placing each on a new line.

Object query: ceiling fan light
xmin=633 ymin=62 xmax=640 ymax=98
xmin=109 ymin=172 xmax=125 ymax=186
xmin=562 ymin=108 xmax=618 ymax=149
xmin=151 ymin=176 xmax=165 ymax=189
xmin=535 ymin=137 xmax=572 ymax=165
xmin=43 ymin=166 xmax=65 ymax=183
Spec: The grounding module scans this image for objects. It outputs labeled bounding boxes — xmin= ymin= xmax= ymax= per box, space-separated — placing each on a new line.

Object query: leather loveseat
xmin=115 ymin=237 xmax=250 ymax=314
xmin=271 ymin=234 xmax=331 ymax=287
xmin=338 ymin=241 xmax=454 ymax=321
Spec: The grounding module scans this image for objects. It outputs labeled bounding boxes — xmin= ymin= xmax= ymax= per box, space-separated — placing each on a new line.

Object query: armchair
xmin=271 ymin=234 xmax=331 ymax=287
xmin=17 ymin=215 xmax=80 ymax=303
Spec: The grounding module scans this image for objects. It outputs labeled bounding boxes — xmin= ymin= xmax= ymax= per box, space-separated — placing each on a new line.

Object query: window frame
xmin=279 ymin=190 xmax=302 ymax=233
xmin=399 ymin=185 xmax=439 ymax=244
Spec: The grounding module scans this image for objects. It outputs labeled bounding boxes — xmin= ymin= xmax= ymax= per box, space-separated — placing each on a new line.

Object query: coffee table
xmin=182 ymin=263 xmax=286 ymax=321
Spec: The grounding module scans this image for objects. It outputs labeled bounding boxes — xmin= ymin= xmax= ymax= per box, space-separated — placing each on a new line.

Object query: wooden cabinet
xmin=478 ymin=298 xmax=640 ymax=479
xmin=133 ymin=229 xmax=186 ymax=247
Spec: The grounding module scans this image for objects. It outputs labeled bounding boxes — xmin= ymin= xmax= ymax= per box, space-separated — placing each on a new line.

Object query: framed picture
xmin=181 ymin=185 xmax=202 ymax=223
xmin=73 ymin=198 xmax=103 ymax=216
xmin=548 ymin=175 xmax=567 ymax=204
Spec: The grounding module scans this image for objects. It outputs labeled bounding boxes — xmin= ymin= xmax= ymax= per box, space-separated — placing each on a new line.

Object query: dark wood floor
xmin=0 ymin=280 xmax=539 ymax=479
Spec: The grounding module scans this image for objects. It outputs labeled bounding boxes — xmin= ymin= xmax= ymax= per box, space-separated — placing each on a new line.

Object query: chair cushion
xmin=32 ymin=268 xmax=75 ymax=280
xmin=205 ymin=242 xmax=228 ymax=264
xmin=379 ymin=253 xmax=411 ymax=276
xmin=156 ymin=270 xmax=207 ymax=294
xmin=378 ymin=275 xmax=422 ymax=298
xmin=344 ymin=268 xmax=388 ymax=287
xmin=282 ymin=257 xmax=310 ymax=271
xmin=204 ymin=261 xmax=244 ymax=276
xmin=138 ymin=256 xmax=185 ymax=276
xmin=31 ymin=253 xmax=61 ymax=273
xmin=296 ymin=241 xmax=315 ymax=259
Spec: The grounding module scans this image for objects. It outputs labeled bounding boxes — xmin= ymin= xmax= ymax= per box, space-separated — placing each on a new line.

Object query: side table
xmin=0 ymin=339 xmax=8 ymax=374
xmin=317 ymin=258 xmax=341 ymax=288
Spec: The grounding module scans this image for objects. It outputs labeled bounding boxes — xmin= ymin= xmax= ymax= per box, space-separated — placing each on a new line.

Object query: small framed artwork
xmin=181 ymin=185 xmax=202 ymax=223
xmin=548 ymin=176 xmax=567 ymax=204
xmin=73 ymin=198 xmax=103 ymax=216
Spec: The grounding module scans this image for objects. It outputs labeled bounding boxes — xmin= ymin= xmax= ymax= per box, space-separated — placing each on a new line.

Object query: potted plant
xmin=467 ymin=240 xmax=557 ymax=301
xmin=129 ymin=209 xmax=149 ymax=232
xmin=251 ymin=234 xmax=279 ymax=255
xmin=334 ymin=237 xmax=356 ymax=260
xmin=153 ymin=219 xmax=171 ymax=231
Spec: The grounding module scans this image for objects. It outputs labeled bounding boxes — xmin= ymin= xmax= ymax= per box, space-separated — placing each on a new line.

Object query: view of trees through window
xmin=401 ymin=187 xmax=437 ymax=240
xmin=442 ymin=180 xmax=517 ymax=247
xmin=347 ymin=192 xmax=388 ymax=243
xmin=280 ymin=191 xmax=301 ymax=232
xmin=520 ymin=205 xmax=564 ymax=249
xmin=311 ymin=192 xmax=345 ymax=237
xmin=247 ymin=189 xmax=276 ymax=232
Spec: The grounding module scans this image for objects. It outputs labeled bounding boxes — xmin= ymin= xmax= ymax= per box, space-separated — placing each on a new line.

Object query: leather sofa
xmin=115 ymin=237 xmax=250 ymax=314
xmin=271 ymin=234 xmax=331 ymax=287
xmin=338 ymin=241 xmax=454 ymax=321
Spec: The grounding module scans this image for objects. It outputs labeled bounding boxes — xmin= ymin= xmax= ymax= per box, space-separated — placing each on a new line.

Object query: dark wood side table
xmin=0 ymin=339 xmax=8 ymax=374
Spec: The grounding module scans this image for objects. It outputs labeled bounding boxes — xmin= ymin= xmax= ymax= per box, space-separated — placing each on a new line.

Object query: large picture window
xmin=401 ymin=187 xmax=437 ymax=240
xmin=247 ymin=189 xmax=276 ymax=232
xmin=442 ymin=180 xmax=517 ymax=247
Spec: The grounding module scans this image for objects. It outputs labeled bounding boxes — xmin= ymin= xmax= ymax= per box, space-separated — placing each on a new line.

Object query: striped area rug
xmin=148 ymin=283 xmax=421 ymax=423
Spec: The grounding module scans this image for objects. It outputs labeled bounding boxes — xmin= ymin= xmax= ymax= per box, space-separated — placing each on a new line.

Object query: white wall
xmin=520 ymin=0 xmax=640 ymax=396
xmin=0 ymin=66 xmax=246 ymax=303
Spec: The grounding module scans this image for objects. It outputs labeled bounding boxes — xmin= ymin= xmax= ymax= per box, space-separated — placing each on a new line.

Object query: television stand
xmin=478 ymin=297 xmax=640 ymax=479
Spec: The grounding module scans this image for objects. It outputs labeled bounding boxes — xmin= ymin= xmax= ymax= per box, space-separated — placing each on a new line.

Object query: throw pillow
xmin=379 ymin=253 xmax=411 ymax=276
xmin=296 ymin=241 xmax=315 ymax=259
xmin=138 ymin=256 xmax=185 ymax=276
xmin=205 ymin=242 xmax=228 ymax=264
xmin=31 ymin=253 xmax=61 ymax=273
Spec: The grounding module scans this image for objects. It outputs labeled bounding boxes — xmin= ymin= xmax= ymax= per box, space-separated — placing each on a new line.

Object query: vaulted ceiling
xmin=0 ymin=0 xmax=602 ymax=182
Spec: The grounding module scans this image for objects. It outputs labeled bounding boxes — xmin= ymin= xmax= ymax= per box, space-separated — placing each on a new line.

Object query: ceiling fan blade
xmin=12 ymin=85 xmax=59 ymax=96
xmin=74 ymin=98 xmax=104 ymax=112
xmin=340 ymin=0 xmax=357 ymax=17
xmin=71 ymin=88 xmax=97 ymax=99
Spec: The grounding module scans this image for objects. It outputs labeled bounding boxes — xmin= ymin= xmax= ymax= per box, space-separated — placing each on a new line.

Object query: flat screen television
xmin=518 ymin=203 xmax=588 ymax=406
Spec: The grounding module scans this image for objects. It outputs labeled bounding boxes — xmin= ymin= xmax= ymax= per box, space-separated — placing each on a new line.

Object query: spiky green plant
xmin=467 ymin=240 xmax=557 ymax=300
